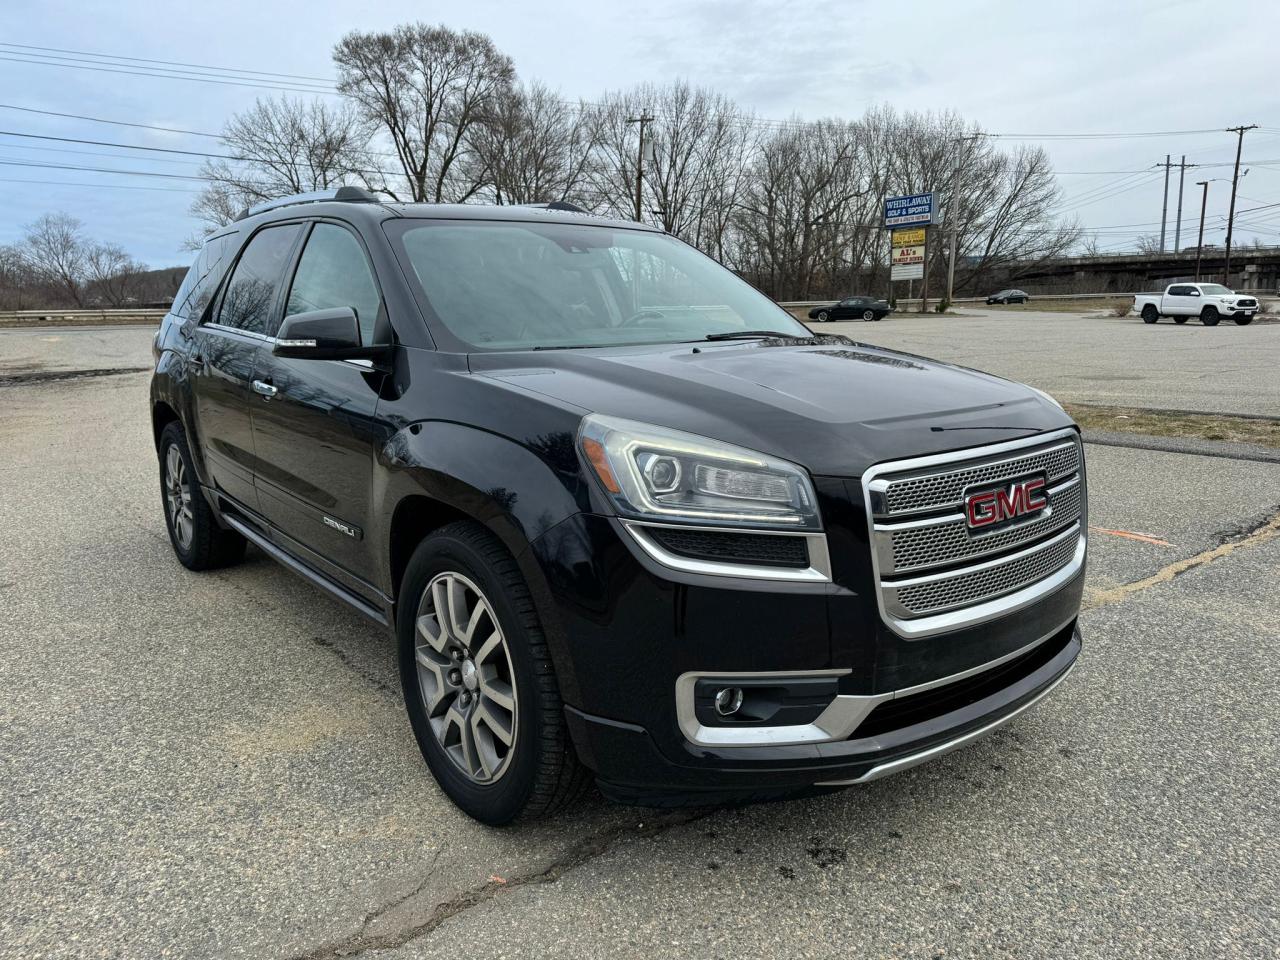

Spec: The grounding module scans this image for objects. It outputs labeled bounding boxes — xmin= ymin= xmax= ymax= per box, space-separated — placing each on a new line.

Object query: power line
xmin=0 ymin=41 xmax=334 ymax=83
xmin=0 ymin=55 xmax=337 ymax=95
xmin=0 ymin=103 xmax=223 ymax=138
xmin=0 ymin=175 xmax=198 ymax=193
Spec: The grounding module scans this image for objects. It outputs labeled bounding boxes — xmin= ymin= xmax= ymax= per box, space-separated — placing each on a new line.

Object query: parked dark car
xmin=151 ymin=188 xmax=1085 ymax=825
xmin=807 ymin=296 xmax=893 ymax=322
xmin=986 ymin=289 xmax=1030 ymax=305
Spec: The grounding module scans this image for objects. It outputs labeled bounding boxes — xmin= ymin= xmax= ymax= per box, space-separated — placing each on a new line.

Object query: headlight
xmin=578 ymin=414 xmax=821 ymax=530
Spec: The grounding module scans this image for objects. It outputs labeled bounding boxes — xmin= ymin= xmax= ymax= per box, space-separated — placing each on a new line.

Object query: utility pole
xmin=1194 ymin=180 xmax=1209 ymax=282
xmin=1173 ymin=156 xmax=1190 ymax=253
xmin=1223 ymin=124 xmax=1257 ymax=284
xmin=946 ymin=133 xmax=985 ymax=306
xmin=1158 ymin=154 xmax=1171 ymax=252
xmin=626 ymin=113 xmax=656 ymax=223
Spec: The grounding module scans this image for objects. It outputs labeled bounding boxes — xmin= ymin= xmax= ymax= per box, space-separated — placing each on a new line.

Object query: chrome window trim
xmin=862 ymin=429 xmax=1086 ymax=639
xmin=674 ymin=611 xmax=1076 ymax=748
xmin=815 ymin=657 xmax=1077 ymax=785
xmin=197 ymin=323 xmax=379 ymax=369
xmin=621 ymin=520 xmax=832 ymax=583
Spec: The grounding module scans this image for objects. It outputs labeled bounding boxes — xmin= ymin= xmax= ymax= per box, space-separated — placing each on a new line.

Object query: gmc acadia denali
xmin=151 ymin=188 xmax=1086 ymax=824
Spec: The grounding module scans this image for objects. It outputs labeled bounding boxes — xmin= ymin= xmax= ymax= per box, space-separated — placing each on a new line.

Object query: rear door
xmin=189 ymin=223 xmax=303 ymax=510
xmin=248 ymin=220 xmax=388 ymax=587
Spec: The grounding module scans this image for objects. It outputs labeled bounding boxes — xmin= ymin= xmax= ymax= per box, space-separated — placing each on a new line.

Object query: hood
xmin=469 ymin=336 xmax=1073 ymax=477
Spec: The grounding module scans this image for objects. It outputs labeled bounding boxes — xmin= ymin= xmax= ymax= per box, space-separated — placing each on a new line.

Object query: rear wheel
xmin=1234 ymin=314 xmax=1254 ymax=326
xmin=862 ymin=309 xmax=875 ymax=321
xmin=1201 ymin=307 xmax=1220 ymax=326
xmin=398 ymin=522 xmax=588 ymax=824
xmin=158 ymin=422 xmax=245 ymax=570
xmin=1141 ymin=305 xmax=1159 ymax=324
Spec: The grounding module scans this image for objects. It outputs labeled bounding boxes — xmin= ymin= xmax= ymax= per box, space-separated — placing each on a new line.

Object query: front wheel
xmin=398 ymin=522 xmax=588 ymax=824
xmin=1141 ymin=305 xmax=1159 ymax=324
xmin=1234 ymin=314 xmax=1254 ymax=326
xmin=1201 ymin=307 xmax=1220 ymax=327
xmin=158 ymin=422 xmax=245 ymax=570
xmin=862 ymin=309 xmax=875 ymax=321
xmin=816 ymin=310 xmax=829 ymax=322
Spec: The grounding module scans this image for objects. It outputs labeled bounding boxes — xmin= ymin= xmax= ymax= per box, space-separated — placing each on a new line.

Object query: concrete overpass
xmin=1014 ymin=246 xmax=1280 ymax=294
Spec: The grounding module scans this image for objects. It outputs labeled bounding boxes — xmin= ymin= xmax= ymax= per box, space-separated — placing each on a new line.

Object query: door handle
xmin=186 ymin=353 xmax=203 ymax=368
xmin=251 ymin=379 xmax=278 ymax=399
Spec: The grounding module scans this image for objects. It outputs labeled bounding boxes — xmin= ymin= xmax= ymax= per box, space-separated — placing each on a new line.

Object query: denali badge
xmin=965 ymin=476 xmax=1048 ymax=530
xmin=323 ymin=515 xmax=361 ymax=539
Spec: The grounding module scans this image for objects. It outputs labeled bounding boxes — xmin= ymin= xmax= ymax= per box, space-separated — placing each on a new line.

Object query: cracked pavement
xmin=1 ymin=324 xmax=1277 ymax=958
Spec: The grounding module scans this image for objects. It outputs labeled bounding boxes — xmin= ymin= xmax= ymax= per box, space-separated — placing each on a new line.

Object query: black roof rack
xmin=519 ymin=201 xmax=593 ymax=215
xmin=236 ymin=186 xmax=379 ymax=222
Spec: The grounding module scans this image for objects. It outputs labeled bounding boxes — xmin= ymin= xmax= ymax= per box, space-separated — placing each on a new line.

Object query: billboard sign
xmin=884 ymin=192 xmax=934 ymax=227
xmin=890 ymin=227 xmax=925 ymax=281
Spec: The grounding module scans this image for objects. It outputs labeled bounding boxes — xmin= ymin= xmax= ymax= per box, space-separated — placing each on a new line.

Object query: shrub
xmin=1111 ymin=300 xmax=1131 ymax=317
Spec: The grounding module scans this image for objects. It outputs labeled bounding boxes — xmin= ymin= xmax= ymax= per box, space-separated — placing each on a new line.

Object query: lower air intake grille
xmin=648 ymin=528 xmax=810 ymax=568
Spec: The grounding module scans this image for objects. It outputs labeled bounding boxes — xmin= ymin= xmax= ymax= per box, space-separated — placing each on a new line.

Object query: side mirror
xmin=1188 ymin=290 xmax=1200 ymax=297
xmin=274 ymin=307 xmax=390 ymax=361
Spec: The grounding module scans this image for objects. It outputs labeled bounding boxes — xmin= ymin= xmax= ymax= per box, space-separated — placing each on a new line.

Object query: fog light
xmin=714 ymin=687 xmax=744 ymax=717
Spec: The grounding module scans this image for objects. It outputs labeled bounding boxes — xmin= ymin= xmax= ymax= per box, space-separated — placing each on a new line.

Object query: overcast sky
xmin=1 ymin=0 xmax=1275 ymax=267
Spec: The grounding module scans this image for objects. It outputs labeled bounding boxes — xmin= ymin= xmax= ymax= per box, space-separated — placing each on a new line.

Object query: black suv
xmin=151 ymin=188 xmax=1086 ymax=824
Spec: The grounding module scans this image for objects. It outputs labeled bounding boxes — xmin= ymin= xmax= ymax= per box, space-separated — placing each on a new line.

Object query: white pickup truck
xmin=1132 ymin=283 xmax=1258 ymax=326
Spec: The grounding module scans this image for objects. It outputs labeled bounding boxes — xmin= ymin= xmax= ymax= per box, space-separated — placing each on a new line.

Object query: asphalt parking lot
xmin=1 ymin=314 xmax=1277 ymax=959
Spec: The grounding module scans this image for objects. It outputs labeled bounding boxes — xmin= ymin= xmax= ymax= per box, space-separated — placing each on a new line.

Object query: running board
xmin=222 ymin=514 xmax=388 ymax=626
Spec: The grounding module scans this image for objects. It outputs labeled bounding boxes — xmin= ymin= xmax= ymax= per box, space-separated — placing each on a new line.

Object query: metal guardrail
xmin=778 ymin=293 xmax=1143 ymax=309
xmin=0 ymin=308 xmax=168 ymax=327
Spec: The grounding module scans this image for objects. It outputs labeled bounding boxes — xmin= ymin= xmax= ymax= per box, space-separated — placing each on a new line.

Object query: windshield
xmin=1198 ymin=284 xmax=1232 ymax=295
xmin=387 ymin=219 xmax=810 ymax=350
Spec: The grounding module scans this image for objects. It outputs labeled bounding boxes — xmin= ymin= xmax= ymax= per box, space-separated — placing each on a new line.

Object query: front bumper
xmin=566 ymin=622 xmax=1079 ymax=801
xmin=530 ymin=509 xmax=1083 ymax=801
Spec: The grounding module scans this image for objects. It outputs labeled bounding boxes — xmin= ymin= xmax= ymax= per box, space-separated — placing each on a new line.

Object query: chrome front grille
xmin=878 ymin=441 xmax=1079 ymax=516
xmin=863 ymin=430 xmax=1087 ymax=638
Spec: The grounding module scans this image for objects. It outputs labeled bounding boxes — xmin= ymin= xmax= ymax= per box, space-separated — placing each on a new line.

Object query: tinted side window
xmin=1168 ymin=285 xmax=1192 ymax=296
xmin=172 ymin=232 xmax=237 ymax=320
xmin=216 ymin=224 xmax=302 ymax=334
xmin=284 ymin=223 xmax=382 ymax=343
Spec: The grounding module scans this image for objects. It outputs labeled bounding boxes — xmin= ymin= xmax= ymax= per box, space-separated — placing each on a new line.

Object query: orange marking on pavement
xmin=1089 ymin=525 xmax=1170 ymax=546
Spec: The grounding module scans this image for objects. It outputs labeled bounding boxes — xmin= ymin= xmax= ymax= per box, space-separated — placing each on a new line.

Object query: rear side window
xmin=171 ymin=232 xmax=236 ymax=320
xmin=215 ymin=224 xmax=303 ymax=335
xmin=1168 ymin=285 xmax=1192 ymax=296
xmin=283 ymin=223 xmax=382 ymax=343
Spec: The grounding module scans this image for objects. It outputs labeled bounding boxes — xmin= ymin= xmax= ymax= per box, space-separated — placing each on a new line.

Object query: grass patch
xmin=1064 ymin=403 xmax=1280 ymax=449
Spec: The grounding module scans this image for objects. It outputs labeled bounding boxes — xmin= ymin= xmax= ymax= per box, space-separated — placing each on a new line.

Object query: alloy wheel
xmin=164 ymin=444 xmax=194 ymax=551
xmin=415 ymin=571 xmax=518 ymax=783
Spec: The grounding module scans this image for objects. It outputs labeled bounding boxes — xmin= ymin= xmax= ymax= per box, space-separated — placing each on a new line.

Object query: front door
xmin=249 ymin=221 xmax=388 ymax=588
xmin=189 ymin=222 xmax=303 ymax=511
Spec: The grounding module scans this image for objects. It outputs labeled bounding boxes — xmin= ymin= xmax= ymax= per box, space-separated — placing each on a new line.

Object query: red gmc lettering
xmin=967 ymin=477 xmax=1047 ymax=528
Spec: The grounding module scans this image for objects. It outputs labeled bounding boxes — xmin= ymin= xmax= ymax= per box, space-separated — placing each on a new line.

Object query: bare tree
xmin=190 ymin=96 xmax=375 ymax=234
xmin=1134 ymin=234 xmax=1163 ymax=255
xmin=467 ymin=82 xmax=598 ymax=205
xmin=23 ymin=213 xmax=88 ymax=307
xmin=85 ymin=242 xmax=147 ymax=306
xmin=333 ymin=22 xmax=515 ymax=203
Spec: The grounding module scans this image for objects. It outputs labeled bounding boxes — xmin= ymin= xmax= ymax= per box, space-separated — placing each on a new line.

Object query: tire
xmin=1201 ymin=307 xmax=1220 ymax=326
xmin=1234 ymin=314 xmax=1254 ymax=326
xmin=861 ymin=309 xmax=875 ymax=321
xmin=1174 ymin=316 xmax=1188 ymax=324
xmin=816 ymin=310 xmax=829 ymax=322
xmin=398 ymin=521 xmax=589 ymax=824
xmin=158 ymin=421 xmax=245 ymax=571
xmin=1141 ymin=305 xmax=1159 ymax=324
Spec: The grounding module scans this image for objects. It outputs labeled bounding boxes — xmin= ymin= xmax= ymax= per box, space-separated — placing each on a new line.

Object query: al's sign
xmin=884 ymin=192 xmax=934 ymax=227
xmin=890 ymin=227 xmax=925 ymax=281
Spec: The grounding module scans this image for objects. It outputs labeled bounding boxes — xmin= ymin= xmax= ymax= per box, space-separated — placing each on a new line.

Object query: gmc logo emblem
xmin=965 ymin=476 xmax=1048 ymax=530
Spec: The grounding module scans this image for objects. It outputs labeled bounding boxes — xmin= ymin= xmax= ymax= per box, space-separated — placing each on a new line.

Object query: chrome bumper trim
xmin=674 ymin=611 xmax=1076 ymax=748
xmin=815 ymin=658 xmax=1076 ymax=786
xmin=622 ymin=520 xmax=832 ymax=583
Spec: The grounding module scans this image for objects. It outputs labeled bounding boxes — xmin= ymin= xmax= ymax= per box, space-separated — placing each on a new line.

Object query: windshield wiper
xmin=702 ymin=330 xmax=804 ymax=341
